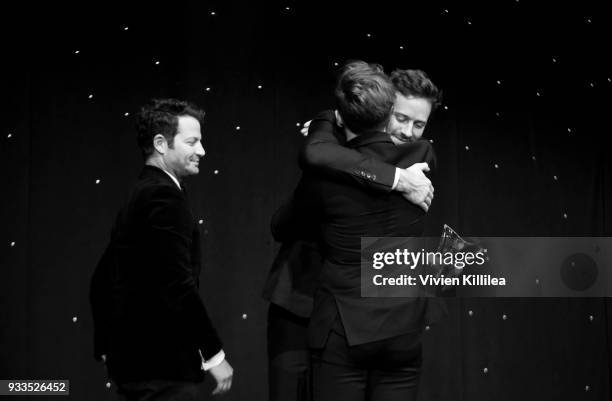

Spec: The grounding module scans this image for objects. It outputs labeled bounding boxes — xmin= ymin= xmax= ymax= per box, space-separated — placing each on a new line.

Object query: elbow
xmin=299 ymin=142 xmax=325 ymax=169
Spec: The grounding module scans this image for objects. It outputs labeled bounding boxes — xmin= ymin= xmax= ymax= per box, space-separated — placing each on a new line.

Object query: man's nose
xmin=401 ymin=121 xmax=414 ymax=138
xmin=196 ymin=143 xmax=206 ymax=157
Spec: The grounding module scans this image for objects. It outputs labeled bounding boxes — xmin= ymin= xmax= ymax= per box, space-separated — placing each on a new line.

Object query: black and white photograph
xmin=1 ymin=1 xmax=611 ymax=400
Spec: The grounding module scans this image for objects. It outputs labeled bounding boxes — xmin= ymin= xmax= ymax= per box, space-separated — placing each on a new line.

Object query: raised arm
xmin=299 ymin=110 xmax=435 ymax=211
xmin=299 ymin=110 xmax=396 ymax=192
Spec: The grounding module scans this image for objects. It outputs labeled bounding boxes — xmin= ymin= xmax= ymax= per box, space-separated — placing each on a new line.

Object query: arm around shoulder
xmin=299 ymin=110 xmax=396 ymax=191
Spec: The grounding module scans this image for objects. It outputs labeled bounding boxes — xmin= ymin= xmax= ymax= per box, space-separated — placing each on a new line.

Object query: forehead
xmin=393 ymin=93 xmax=432 ymax=121
xmin=176 ymin=115 xmax=202 ymax=138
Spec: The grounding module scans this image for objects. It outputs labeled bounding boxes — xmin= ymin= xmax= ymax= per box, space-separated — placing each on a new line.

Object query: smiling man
xmin=90 ymin=98 xmax=233 ymax=400
xmin=264 ymin=65 xmax=442 ymax=401
xmin=301 ymin=68 xmax=441 ymax=211
xmin=274 ymin=61 xmax=445 ymax=401
xmin=386 ymin=69 xmax=438 ymax=145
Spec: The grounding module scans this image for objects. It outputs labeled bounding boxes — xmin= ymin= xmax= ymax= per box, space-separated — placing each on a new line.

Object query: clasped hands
xmin=301 ymin=120 xmax=434 ymax=211
xmin=396 ymin=163 xmax=434 ymax=212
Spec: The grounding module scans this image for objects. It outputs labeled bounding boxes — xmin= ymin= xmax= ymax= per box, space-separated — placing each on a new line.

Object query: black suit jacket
xmin=281 ymin=131 xmax=445 ymax=348
xmin=90 ymin=165 xmax=222 ymax=383
xmin=263 ymin=110 xmax=428 ymax=318
xmin=300 ymin=110 xmax=435 ymax=191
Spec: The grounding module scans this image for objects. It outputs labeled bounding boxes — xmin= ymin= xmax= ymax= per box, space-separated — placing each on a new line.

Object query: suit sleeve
xmin=393 ymin=139 xmax=437 ymax=172
xmin=299 ymin=110 xmax=396 ymax=192
xmin=89 ymin=245 xmax=112 ymax=361
xmin=423 ymin=140 xmax=437 ymax=171
xmin=146 ymin=186 xmax=223 ymax=360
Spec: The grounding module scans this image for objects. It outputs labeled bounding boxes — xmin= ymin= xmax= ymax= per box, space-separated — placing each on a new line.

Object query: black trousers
xmin=116 ymin=380 xmax=201 ymax=401
xmin=267 ymin=303 xmax=311 ymax=401
xmin=311 ymin=318 xmax=422 ymax=401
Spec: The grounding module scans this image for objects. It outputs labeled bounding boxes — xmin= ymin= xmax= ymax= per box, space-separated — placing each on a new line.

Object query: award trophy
xmin=433 ymin=224 xmax=487 ymax=292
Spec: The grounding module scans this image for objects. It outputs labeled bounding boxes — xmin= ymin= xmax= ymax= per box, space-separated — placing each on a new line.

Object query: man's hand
xmin=209 ymin=359 xmax=233 ymax=396
xmin=396 ymin=163 xmax=434 ymax=211
xmin=300 ymin=120 xmax=312 ymax=136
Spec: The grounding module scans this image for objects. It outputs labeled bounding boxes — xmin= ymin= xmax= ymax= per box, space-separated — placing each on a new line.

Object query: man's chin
xmin=183 ymin=166 xmax=199 ymax=176
xmin=391 ymin=136 xmax=409 ymax=145
xmin=393 ymin=136 xmax=418 ymax=145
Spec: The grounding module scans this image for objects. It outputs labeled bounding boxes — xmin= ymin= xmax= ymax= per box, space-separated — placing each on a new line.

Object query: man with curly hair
xmin=271 ymin=61 xmax=445 ymax=401
xmin=90 ymin=98 xmax=233 ymax=400
xmin=302 ymin=67 xmax=443 ymax=208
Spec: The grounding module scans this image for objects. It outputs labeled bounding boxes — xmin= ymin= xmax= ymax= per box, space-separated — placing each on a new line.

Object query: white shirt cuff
xmin=199 ymin=349 xmax=225 ymax=371
xmin=392 ymin=167 xmax=401 ymax=190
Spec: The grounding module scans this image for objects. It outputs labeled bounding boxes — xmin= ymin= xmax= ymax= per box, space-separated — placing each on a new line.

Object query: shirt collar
xmin=160 ymin=169 xmax=181 ymax=190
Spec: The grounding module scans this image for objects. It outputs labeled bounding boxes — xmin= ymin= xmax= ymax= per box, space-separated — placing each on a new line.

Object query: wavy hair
xmin=390 ymin=69 xmax=442 ymax=111
xmin=335 ymin=61 xmax=395 ymax=133
xmin=136 ymin=98 xmax=205 ymax=158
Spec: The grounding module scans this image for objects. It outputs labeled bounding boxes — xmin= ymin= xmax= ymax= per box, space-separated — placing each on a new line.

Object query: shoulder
xmin=137 ymin=182 xmax=192 ymax=229
xmin=392 ymin=139 xmax=437 ymax=169
xmin=133 ymin=177 xmax=185 ymax=208
xmin=312 ymin=109 xmax=336 ymax=123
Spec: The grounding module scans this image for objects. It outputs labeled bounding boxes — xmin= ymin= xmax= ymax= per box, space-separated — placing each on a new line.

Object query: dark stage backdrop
xmin=1 ymin=1 xmax=611 ymax=400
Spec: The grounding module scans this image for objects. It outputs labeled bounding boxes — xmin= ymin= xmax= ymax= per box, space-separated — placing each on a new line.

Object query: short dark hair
xmin=390 ymin=69 xmax=443 ymax=111
xmin=335 ymin=61 xmax=395 ymax=133
xmin=135 ymin=98 xmax=205 ymax=158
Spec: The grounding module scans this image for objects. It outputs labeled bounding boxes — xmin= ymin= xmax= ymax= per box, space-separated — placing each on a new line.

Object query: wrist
xmin=392 ymin=168 xmax=401 ymax=191
xmin=395 ymin=171 xmax=410 ymax=193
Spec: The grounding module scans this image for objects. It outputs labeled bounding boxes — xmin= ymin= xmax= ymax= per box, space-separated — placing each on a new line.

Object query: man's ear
xmin=152 ymin=134 xmax=168 ymax=155
xmin=334 ymin=110 xmax=344 ymax=128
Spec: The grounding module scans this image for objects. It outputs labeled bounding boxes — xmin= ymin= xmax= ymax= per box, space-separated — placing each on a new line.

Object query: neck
xmin=145 ymin=157 xmax=178 ymax=182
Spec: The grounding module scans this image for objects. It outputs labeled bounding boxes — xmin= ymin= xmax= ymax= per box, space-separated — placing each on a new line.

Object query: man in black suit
xmin=275 ymin=62 xmax=445 ymax=401
xmin=300 ymin=73 xmax=437 ymax=213
xmin=90 ymin=99 xmax=233 ymax=400
xmin=262 ymin=67 xmax=440 ymax=401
